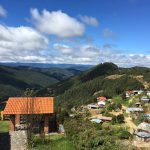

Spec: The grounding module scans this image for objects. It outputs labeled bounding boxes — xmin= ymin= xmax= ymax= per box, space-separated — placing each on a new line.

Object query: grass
xmin=33 ymin=134 xmax=76 ymax=150
xmin=0 ymin=120 xmax=9 ymax=133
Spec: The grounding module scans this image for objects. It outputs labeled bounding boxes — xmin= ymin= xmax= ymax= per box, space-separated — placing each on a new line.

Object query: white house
xmin=87 ymin=104 xmax=100 ymax=109
xmin=126 ymin=107 xmax=144 ymax=113
xmin=97 ymin=101 xmax=105 ymax=108
xmin=147 ymin=91 xmax=150 ymax=97
xmin=141 ymin=96 xmax=150 ymax=103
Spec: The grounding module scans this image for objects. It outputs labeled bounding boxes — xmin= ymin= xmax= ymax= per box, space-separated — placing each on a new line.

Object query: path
xmin=122 ymin=105 xmax=137 ymax=133
xmin=124 ymin=117 xmax=137 ymax=133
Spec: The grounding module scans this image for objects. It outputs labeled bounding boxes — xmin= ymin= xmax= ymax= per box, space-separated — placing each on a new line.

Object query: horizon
xmin=0 ymin=0 xmax=150 ymax=67
xmin=0 ymin=61 xmax=150 ymax=69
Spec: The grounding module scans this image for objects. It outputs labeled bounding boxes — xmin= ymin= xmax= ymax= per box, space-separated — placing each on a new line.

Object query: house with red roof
xmin=3 ymin=97 xmax=54 ymax=134
xmin=97 ymin=96 xmax=107 ymax=102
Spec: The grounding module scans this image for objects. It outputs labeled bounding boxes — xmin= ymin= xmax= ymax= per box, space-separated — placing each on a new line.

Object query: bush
xmin=118 ymin=130 xmax=131 ymax=139
xmin=64 ymin=117 xmax=126 ymax=150
xmin=112 ymin=114 xmax=125 ymax=124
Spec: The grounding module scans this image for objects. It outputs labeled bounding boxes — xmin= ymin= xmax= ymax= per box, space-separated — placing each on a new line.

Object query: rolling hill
xmin=0 ymin=65 xmax=82 ymax=101
xmin=37 ymin=62 xmax=150 ymax=109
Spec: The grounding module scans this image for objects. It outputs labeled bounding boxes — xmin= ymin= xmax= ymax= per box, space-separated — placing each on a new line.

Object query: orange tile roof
xmin=97 ymin=96 xmax=107 ymax=101
xmin=3 ymin=97 xmax=54 ymax=115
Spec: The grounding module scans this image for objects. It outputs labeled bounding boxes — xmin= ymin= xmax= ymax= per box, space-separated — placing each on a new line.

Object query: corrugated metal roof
xmin=3 ymin=97 xmax=54 ymax=114
xmin=90 ymin=118 xmax=103 ymax=123
xmin=126 ymin=108 xmax=144 ymax=112
xmin=138 ymin=122 xmax=150 ymax=132
xmin=135 ymin=132 xmax=150 ymax=138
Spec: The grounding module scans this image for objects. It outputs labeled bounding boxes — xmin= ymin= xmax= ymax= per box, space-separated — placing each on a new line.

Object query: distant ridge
xmin=0 ymin=62 xmax=93 ymax=71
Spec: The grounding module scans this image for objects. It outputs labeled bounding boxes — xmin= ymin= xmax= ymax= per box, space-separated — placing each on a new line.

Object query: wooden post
xmin=10 ymin=115 xmax=15 ymax=131
xmin=44 ymin=115 xmax=49 ymax=134
xmin=15 ymin=114 xmax=20 ymax=125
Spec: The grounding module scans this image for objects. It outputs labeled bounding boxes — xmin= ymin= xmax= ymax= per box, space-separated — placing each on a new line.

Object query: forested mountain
xmin=37 ymin=62 xmax=150 ymax=109
xmin=0 ymin=65 xmax=82 ymax=101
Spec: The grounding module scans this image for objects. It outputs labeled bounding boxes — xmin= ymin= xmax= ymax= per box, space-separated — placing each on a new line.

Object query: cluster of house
xmin=126 ymin=95 xmax=150 ymax=142
xmin=135 ymin=122 xmax=150 ymax=142
xmin=87 ymin=96 xmax=111 ymax=109
xmin=126 ymin=90 xmax=150 ymax=98
xmin=125 ymin=90 xmax=144 ymax=98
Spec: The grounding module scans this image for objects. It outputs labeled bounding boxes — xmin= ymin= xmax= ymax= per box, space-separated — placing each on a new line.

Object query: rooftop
xmin=135 ymin=132 xmax=150 ymax=138
xmin=3 ymin=97 xmax=54 ymax=115
xmin=126 ymin=108 xmax=144 ymax=112
xmin=137 ymin=122 xmax=150 ymax=132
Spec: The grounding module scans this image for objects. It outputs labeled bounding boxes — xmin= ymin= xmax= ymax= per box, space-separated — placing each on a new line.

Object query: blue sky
xmin=0 ymin=0 xmax=150 ymax=67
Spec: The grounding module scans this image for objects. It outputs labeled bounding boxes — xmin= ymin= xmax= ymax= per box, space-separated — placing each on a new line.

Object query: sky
xmin=0 ymin=0 xmax=150 ymax=67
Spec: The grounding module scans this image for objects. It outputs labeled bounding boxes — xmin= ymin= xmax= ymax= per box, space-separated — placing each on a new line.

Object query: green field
xmin=0 ymin=121 xmax=9 ymax=133
xmin=33 ymin=134 xmax=75 ymax=150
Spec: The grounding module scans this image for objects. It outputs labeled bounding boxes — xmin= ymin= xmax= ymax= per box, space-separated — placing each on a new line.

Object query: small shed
xmin=97 ymin=101 xmax=105 ymax=108
xmin=135 ymin=132 xmax=150 ymax=142
xmin=3 ymin=97 xmax=54 ymax=134
xmin=147 ymin=91 xmax=150 ymax=96
xmin=137 ymin=122 xmax=150 ymax=133
xmin=90 ymin=118 xmax=103 ymax=123
xmin=87 ymin=104 xmax=100 ymax=109
xmin=135 ymin=122 xmax=150 ymax=142
xmin=141 ymin=97 xmax=150 ymax=103
xmin=126 ymin=108 xmax=144 ymax=113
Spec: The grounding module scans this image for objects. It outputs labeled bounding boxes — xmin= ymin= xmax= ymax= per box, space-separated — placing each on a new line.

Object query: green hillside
xmin=37 ymin=62 xmax=150 ymax=109
xmin=0 ymin=66 xmax=81 ymax=101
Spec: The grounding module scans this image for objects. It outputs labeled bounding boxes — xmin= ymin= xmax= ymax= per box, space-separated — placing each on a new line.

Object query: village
xmin=0 ymin=89 xmax=149 ymax=149
xmin=69 ymin=90 xmax=150 ymax=148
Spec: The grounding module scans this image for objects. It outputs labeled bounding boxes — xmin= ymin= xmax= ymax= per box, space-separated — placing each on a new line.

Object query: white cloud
xmin=30 ymin=8 xmax=85 ymax=38
xmin=0 ymin=5 xmax=7 ymax=17
xmin=0 ymin=23 xmax=149 ymax=67
xmin=79 ymin=15 xmax=99 ymax=26
xmin=51 ymin=43 xmax=150 ymax=67
xmin=53 ymin=43 xmax=73 ymax=54
xmin=0 ymin=24 xmax=49 ymax=62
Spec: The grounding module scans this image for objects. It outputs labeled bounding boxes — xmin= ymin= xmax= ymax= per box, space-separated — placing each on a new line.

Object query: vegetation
xmin=0 ymin=121 xmax=9 ymax=133
xmin=33 ymin=134 xmax=75 ymax=150
xmin=64 ymin=114 xmax=130 ymax=150
xmin=0 ymin=65 xmax=80 ymax=101
xmin=54 ymin=74 xmax=143 ymax=109
xmin=112 ymin=114 xmax=125 ymax=124
xmin=133 ymin=114 xmax=145 ymax=125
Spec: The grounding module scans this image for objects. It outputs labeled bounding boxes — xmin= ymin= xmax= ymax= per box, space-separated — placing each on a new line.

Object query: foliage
xmin=0 ymin=65 xmax=80 ymax=101
xmin=78 ymin=62 xmax=119 ymax=82
xmin=112 ymin=114 xmax=125 ymax=124
xmin=0 ymin=121 xmax=9 ymax=133
xmin=64 ymin=116 xmax=128 ymax=150
xmin=133 ymin=114 xmax=145 ymax=125
xmin=107 ymin=103 xmax=122 ymax=111
xmin=54 ymin=74 xmax=143 ymax=109
xmin=33 ymin=134 xmax=75 ymax=150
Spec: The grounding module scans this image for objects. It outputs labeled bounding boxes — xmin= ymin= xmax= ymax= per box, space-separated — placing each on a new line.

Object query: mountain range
xmin=37 ymin=62 xmax=150 ymax=109
xmin=0 ymin=65 xmax=82 ymax=101
xmin=0 ymin=62 xmax=150 ymax=108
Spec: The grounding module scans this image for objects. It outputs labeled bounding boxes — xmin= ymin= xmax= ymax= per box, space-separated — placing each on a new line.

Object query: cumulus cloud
xmin=53 ymin=43 xmax=73 ymax=55
xmin=0 ymin=24 xmax=49 ymax=62
xmin=0 ymin=5 xmax=7 ymax=17
xmin=52 ymin=44 xmax=100 ymax=64
xmin=102 ymin=28 xmax=117 ymax=40
xmin=52 ymin=43 xmax=150 ymax=67
xmin=79 ymin=15 xmax=99 ymax=26
xmin=30 ymin=8 xmax=85 ymax=38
